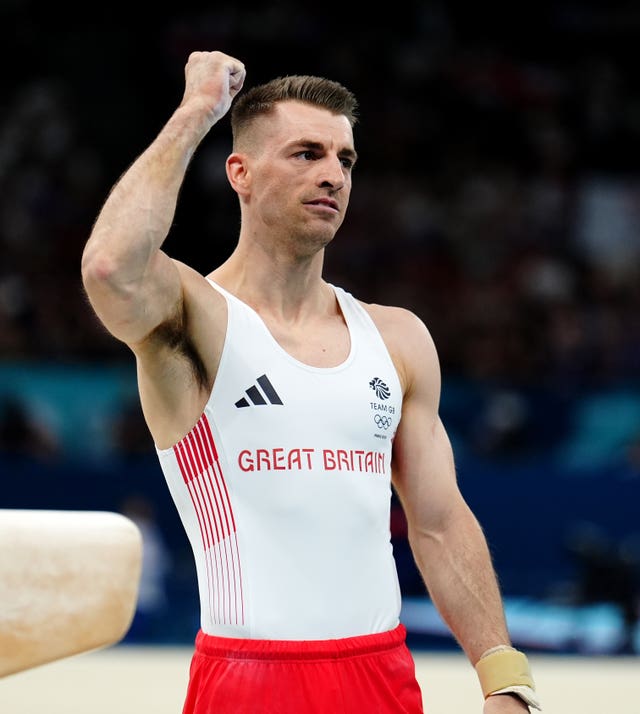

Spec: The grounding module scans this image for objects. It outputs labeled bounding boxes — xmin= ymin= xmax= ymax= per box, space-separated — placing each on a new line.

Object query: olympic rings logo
xmin=374 ymin=415 xmax=392 ymax=430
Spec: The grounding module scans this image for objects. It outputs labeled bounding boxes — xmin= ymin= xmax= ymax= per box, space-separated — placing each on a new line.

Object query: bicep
xmin=393 ymin=405 xmax=463 ymax=538
xmin=83 ymin=250 xmax=184 ymax=347
xmin=390 ymin=317 xmax=463 ymax=536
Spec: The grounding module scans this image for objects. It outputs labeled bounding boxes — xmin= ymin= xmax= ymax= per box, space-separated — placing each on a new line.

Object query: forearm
xmin=390 ymin=326 xmax=538 ymax=709
xmin=81 ymin=51 xmax=245 ymax=343
xmin=410 ymin=501 xmax=511 ymax=665
xmin=82 ymin=103 xmax=210 ymax=295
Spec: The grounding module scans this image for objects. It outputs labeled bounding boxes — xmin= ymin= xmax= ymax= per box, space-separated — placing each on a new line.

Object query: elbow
xmin=81 ymin=243 xmax=105 ymax=281
xmin=407 ymin=522 xmax=445 ymax=553
xmin=81 ymin=245 xmax=122 ymax=294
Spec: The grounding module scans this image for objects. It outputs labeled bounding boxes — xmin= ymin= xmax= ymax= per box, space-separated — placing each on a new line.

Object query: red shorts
xmin=182 ymin=623 xmax=424 ymax=713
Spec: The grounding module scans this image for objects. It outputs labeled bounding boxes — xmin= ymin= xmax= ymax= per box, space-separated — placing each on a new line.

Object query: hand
xmin=483 ymin=693 xmax=530 ymax=713
xmin=180 ymin=50 xmax=246 ymax=126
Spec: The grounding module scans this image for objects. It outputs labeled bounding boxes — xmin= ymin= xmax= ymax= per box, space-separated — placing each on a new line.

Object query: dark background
xmin=1 ymin=1 xmax=639 ymax=653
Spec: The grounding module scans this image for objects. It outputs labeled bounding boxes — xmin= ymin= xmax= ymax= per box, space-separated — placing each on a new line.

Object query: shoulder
xmin=358 ymin=299 xmax=437 ymax=356
xmin=357 ymin=299 xmax=441 ymax=395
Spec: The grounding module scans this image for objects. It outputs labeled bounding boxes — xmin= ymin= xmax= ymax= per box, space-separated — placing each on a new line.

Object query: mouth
xmin=304 ymin=198 xmax=339 ymax=212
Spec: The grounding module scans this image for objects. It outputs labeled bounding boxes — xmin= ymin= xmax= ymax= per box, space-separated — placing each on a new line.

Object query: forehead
xmin=256 ymin=100 xmax=355 ymax=151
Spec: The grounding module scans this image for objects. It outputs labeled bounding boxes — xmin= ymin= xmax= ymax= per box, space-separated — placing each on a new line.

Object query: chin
xmin=292 ymin=228 xmax=337 ymax=257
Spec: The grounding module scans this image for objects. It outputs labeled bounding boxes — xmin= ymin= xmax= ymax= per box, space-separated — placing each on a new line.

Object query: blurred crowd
xmin=1 ymin=4 xmax=638 ymax=645
xmin=1 ymin=3 xmax=639 ymax=390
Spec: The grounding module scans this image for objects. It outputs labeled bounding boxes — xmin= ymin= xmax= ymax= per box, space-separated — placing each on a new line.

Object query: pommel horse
xmin=0 ymin=509 xmax=142 ymax=677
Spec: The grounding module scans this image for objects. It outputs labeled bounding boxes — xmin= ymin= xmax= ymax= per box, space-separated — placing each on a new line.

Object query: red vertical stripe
xmin=175 ymin=442 xmax=210 ymax=548
xmin=197 ymin=424 xmax=233 ymax=538
xmin=183 ymin=434 xmax=224 ymax=624
xmin=201 ymin=413 xmax=219 ymax=462
xmin=174 ymin=441 xmax=216 ymax=620
xmin=173 ymin=413 xmax=244 ymax=626
xmin=186 ymin=435 xmax=222 ymax=545
xmin=201 ymin=418 xmax=237 ymax=532
xmin=194 ymin=423 xmax=229 ymax=540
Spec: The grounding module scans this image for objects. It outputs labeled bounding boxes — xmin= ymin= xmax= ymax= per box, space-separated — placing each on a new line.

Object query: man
xmin=81 ymin=50 xmax=540 ymax=713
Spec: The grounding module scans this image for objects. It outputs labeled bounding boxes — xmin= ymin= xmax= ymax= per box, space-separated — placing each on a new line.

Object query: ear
xmin=226 ymin=153 xmax=251 ymax=197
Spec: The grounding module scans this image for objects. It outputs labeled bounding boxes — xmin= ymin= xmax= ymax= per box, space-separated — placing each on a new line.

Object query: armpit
xmin=146 ymin=313 xmax=209 ymax=390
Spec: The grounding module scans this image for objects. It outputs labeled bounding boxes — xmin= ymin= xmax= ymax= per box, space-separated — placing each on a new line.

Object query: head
xmin=226 ymin=75 xmax=359 ymax=256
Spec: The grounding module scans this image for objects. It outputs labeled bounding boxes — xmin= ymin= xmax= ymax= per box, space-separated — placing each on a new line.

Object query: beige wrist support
xmin=476 ymin=647 xmax=542 ymax=710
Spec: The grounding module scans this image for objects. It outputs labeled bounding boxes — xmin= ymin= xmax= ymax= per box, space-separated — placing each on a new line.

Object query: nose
xmin=318 ymin=154 xmax=346 ymax=191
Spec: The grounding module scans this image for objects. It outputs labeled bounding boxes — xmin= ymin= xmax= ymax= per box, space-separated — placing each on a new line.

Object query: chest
xmin=260 ymin=313 xmax=351 ymax=368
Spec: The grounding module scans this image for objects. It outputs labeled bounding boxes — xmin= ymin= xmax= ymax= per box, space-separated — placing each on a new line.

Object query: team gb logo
xmin=369 ymin=377 xmax=391 ymax=400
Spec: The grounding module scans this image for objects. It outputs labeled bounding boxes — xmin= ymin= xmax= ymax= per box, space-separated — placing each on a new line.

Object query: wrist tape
xmin=475 ymin=647 xmax=535 ymax=697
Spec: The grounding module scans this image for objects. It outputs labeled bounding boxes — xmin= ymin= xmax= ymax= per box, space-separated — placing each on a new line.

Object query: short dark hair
xmin=230 ymin=75 xmax=358 ymax=147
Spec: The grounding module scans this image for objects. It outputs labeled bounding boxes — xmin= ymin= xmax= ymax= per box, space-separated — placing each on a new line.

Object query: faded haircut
xmin=230 ymin=75 xmax=359 ymax=148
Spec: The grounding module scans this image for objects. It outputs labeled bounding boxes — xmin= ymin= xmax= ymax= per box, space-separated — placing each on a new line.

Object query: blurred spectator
xmin=563 ymin=522 xmax=639 ymax=654
xmin=469 ymin=389 xmax=531 ymax=458
xmin=0 ymin=395 xmax=59 ymax=460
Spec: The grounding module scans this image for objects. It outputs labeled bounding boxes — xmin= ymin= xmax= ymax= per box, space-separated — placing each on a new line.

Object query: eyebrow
xmin=289 ymin=139 xmax=358 ymax=164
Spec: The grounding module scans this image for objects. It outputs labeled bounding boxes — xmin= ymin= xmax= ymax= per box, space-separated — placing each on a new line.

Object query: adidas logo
xmin=235 ymin=374 xmax=284 ymax=408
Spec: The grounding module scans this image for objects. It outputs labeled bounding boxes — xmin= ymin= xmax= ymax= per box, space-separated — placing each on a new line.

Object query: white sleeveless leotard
xmin=155 ymin=281 xmax=403 ymax=640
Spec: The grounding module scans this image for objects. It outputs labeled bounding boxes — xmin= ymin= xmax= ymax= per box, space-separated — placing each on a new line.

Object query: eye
xmin=340 ymin=157 xmax=354 ymax=170
xmin=296 ymin=150 xmax=318 ymax=161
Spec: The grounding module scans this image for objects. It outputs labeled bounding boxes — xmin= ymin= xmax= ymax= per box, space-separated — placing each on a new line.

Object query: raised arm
xmin=379 ymin=307 xmax=539 ymax=712
xmin=81 ymin=51 xmax=245 ymax=346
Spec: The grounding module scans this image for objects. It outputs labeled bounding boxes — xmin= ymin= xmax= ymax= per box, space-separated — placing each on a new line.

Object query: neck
xmin=209 ymin=239 xmax=330 ymax=322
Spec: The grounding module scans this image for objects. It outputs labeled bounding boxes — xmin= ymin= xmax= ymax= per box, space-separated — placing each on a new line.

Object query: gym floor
xmin=0 ymin=646 xmax=636 ymax=712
